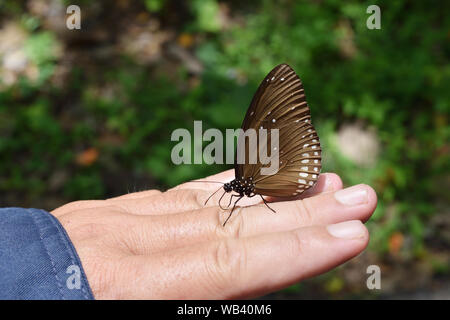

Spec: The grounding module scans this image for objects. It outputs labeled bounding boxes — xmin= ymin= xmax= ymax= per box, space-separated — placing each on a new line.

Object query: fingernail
xmin=334 ymin=185 xmax=368 ymax=206
xmin=327 ymin=220 xmax=366 ymax=239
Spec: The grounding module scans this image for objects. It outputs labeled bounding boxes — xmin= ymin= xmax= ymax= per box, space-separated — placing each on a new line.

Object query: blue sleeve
xmin=0 ymin=208 xmax=95 ymax=300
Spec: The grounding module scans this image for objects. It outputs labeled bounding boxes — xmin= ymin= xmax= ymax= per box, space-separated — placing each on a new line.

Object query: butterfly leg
xmin=204 ymin=185 xmax=224 ymax=206
xmin=218 ymin=191 xmax=228 ymax=210
xmin=226 ymin=194 xmax=237 ymax=208
xmin=259 ymin=194 xmax=276 ymax=213
xmin=223 ymin=196 xmax=243 ymax=227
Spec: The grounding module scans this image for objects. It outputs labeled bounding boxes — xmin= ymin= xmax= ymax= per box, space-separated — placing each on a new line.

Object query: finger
xmin=53 ymin=172 xmax=341 ymax=217
xmin=119 ymin=220 xmax=369 ymax=299
xmin=123 ymin=184 xmax=376 ymax=254
xmin=108 ymin=172 xmax=341 ymax=216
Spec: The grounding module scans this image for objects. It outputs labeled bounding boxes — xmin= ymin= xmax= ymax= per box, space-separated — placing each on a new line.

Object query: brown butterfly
xmin=205 ymin=63 xmax=322 ymax=225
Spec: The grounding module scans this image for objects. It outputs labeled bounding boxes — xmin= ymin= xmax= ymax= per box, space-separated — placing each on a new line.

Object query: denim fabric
xmin=0 ymin=208 xmax=94 ymax=300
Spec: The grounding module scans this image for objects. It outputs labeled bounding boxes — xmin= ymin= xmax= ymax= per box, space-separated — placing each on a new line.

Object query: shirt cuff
xmin=0 ymin=207 xmax=95 ymax=300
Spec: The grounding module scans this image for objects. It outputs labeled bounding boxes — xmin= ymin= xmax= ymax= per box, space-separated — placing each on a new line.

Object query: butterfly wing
xmin=235 ymin=63 xmax=322 ymax=197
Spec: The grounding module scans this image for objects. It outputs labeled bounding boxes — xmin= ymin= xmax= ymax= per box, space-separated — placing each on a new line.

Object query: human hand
xmin=52 ymin=170 xmax=377 ymax=299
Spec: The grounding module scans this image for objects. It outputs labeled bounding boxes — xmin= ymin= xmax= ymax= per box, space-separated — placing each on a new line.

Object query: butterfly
xmin=204 ymin=63 xmax=322 ymax=226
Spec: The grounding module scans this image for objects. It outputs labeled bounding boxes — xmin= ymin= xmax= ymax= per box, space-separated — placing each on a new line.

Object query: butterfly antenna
xmin=204 ymin=185 xmax=223 ymax=206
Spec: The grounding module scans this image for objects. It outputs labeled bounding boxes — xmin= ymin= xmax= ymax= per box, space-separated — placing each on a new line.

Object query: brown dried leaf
xmin=76 ymin=148 xmax=99 ymax=166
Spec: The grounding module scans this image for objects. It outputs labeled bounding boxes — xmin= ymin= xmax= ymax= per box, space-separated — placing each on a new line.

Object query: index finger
xmin=105 ymin=172 xmax=343 ymax=216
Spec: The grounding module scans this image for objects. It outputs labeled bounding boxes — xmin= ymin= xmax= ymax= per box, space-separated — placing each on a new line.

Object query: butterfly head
xmin=223 ymin=182 xmax=232 ymax=193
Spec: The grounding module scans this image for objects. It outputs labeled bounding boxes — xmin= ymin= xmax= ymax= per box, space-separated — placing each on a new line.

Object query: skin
xmin=52 ymin=170 xmax=377 ymax=299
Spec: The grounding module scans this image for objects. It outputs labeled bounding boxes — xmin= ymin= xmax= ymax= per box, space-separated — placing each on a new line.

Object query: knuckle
xmin=94 ymin=204 xmax=127 ymax=218
xmin=193 ymin=190 xmax=207 ymax=208
xmin=289 ymin=228 xmax=306 ymax=257
xmin=208 ymin=240 xmax=246 ymax=291
xmin=215 ymin=208 xmax=245 ymax=239
xmin=294 ymin=199 xmax=315 ymax=225
xmin=168 ymin=183 xmax=188 ymax=191
xmin=174 ymin=189 xmax=207 ymax=209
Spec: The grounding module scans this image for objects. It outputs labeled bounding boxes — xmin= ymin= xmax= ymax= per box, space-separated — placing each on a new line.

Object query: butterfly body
xmin=224 ymin=178 xmax=255 ymax=197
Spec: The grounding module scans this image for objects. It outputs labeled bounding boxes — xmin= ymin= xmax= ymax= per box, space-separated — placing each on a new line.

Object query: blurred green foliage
xmin=0 ymin=0 xmax=449 ymax=294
